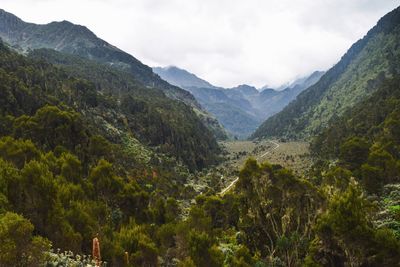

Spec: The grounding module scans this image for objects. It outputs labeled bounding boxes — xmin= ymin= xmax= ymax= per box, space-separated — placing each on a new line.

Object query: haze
xmin=1 ymin=0 xmax=398 ymax=88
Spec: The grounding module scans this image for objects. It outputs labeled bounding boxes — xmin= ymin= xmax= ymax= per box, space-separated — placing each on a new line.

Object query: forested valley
xmin=0 ymin=5 xmax=400 ymax=267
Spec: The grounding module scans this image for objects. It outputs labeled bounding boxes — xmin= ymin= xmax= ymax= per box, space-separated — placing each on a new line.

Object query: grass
xmin=220 ymin=140 xmax=311 ymax=176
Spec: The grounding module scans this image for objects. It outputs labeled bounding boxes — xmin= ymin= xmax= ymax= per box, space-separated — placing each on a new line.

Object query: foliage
xmin=0 ymin=212 xmax=51 ymax=266
xmin=0 ymin=40 xmax=220 ymax=171
xmin=306 ymin=181 xmax=400 ymax=266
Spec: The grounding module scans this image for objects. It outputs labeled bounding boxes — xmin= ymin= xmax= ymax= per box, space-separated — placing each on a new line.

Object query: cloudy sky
xmin=1 ymin=0 xmax=399 ymax=88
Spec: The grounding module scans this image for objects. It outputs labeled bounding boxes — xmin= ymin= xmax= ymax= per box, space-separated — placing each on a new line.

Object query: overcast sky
xmin=1 ymin=0 xmax=399 ymax=88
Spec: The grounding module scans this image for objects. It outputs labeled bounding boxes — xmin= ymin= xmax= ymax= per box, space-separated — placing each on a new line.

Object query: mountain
xmin=152 ymin=66 xmax=215 ymax=89
xmin=154 ymin=66 xmax=323 ymax=138
xmin=0 ymin=9 xmax=186 ymax=101
xmin=0 ymin=39 xmax=226 ymax=264
xmin=252 ymin=6 xmax=400 ymax=140
xmin=251 ymin=71 xmax=326 ymax=119
xmin=312 ymin=76 xmax=400 ymax=161
xmin=0 ymin=41 xmax=221 ymax=170
xmin=0 ymin=8 xmax=227 ymax=140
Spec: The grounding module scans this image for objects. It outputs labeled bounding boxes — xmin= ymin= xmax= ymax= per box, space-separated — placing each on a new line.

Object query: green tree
xmin=339 ymin=137 xmax=370 ymax=171
xmin=188 ymin=231 xmax=223 ymax=267
xmin=309 ymin=181 xmax=400 ymax=266
xmin=0 ymin=212 xmax=51 ymax=266
xmin=89 ymin=159 xmax=123 ymax=201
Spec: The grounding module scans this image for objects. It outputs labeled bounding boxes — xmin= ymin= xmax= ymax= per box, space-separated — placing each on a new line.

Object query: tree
xmin=0 ymin=212 xmax=51 ymax=266
xmin=308 ymin=181 xmax=400 ymax=266
xmin=339 ymin=137 xmax=370 ymax=171
xmin=89 ymin=159 xmax=123 ymax=201
xmin=236 ymin=159 xmax=321 ymax=266
xmin=188 ymin=231 xmax=223 ymax=267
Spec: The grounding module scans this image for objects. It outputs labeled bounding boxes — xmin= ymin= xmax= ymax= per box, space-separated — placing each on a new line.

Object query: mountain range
xmin=153 ymin=66 xmax=324 ymax=138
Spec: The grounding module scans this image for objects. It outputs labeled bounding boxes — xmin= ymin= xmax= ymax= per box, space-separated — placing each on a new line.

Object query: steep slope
xmin=252 ymin=6 xmax=400 ymax=140
xmin=0 ymin=41 xmax=220 ymax=170
xmin=0 ymin=9 xmax=227 ymax=140
xmin=0 ymin=9 xmax=192 ymax=102
xmin=154 ymin=66 xmax=322 ymax=138
xmin=312 ymin=76 xmax=400 ymax=159
xmin=0 ymin=39 xmax=225 ymax=264
xmin=253 ymin=71 xmax=325 ymax=118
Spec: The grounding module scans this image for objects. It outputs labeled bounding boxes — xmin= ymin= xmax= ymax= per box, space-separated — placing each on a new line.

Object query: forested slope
xmin=252 ymin=6 xmax=400 ymax=140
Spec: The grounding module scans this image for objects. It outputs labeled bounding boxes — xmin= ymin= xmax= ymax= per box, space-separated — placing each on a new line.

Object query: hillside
xmin=0 ymin=9 xmax=190 ymax=102
xmin=312 ymin=76 xmax=400 ymax=161
xmin=0 ymin=9 xmax=227 ymax=140
xmin=2 ymin=4 xmax=400 ymax=267
xmin=0 ymin=38 xmax=223 ymax=265
xmin=252 ymin=6 xmax=400 ymax=140
xmin=0 ymin=40 xmax=220 ymax=170
xmin=154 ymin=66 xmax=323 ymax=138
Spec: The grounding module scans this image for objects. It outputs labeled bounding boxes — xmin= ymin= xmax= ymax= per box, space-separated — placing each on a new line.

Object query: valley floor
xmin=186 ymin=139 xmax=312 ymax=197
xmin=220 ymin=139 xmax=312 ymax=176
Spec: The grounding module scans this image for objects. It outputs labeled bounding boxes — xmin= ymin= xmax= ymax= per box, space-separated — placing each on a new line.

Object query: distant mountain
xmin=183 ymin=86 xmax=262 ymax=138
xmin=250 ymin=71 xmax=326 ymax=118
xmin=152 ymin=66 xmax=215 ymax=89
xmin=154 ymin=66 xmax=323 ymax=138
xmin=252 ymin=6 xmax=400 ymax=140
xmin=0 ymin=9 xmax=227 ymax=140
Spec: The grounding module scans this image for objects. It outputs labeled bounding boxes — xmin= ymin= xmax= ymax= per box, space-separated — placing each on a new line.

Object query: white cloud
xmin=1 ymin=0 xmax=399 ymax=87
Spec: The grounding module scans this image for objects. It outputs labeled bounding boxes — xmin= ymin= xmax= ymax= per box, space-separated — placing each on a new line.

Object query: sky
xmin=1 ymin=0 xmax=399 ymax=88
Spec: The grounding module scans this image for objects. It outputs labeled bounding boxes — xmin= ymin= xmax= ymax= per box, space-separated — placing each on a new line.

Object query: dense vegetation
xmin=0 ymin=42 xmax=220 ymax=170
xmin=252 ymin=6 xmax=400 ymax=140
xmin=0 ymin=8 xmax=227 ymax=140
xmin=0 ymin=39 xmax=221 ymax=265
xmin=312 ymin=76 xmax=400 ymax=194
xmin=0 ymin=8 xmax=193 ymax=105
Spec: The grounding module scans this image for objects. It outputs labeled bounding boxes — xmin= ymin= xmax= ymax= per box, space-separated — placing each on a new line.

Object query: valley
xmin=186 ymin=139 xmax=312 ymax=199
xmin=154 ymin=66 xmax=324 ymax=138
xmin=0 ymin=4 xmax=400 ymax=267
xmin=221 ymin=140 xmax=311 ymax=175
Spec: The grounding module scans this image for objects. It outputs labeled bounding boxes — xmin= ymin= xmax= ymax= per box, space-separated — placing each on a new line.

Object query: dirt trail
xmin=219 ymin=140 xmax=279 ymax=195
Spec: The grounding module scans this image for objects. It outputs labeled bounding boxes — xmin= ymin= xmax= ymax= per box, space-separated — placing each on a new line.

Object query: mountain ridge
xmin=154 ymin=66 xmax=324 ymax=138
xmin=252 ymin=6 xmax=400 ymax=140
xmin=0 ymin=8 xmax=228 ymax=139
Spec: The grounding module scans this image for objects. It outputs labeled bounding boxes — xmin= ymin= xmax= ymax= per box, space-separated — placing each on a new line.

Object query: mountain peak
xmin=153 ymin=66 xmax=215 ymax=89
xmin=230 ymin=84 xmax=259 ymax=95
xmin=0 ymin=8 xmax=26 ymax=32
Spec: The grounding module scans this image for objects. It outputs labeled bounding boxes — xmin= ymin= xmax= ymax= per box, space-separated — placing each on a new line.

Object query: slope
xmin=0 ymin=9 xmax=190 ymax=103
xmin=252 ymin=6 xmax=400 ymax=140
xmin=0 ymin=40 xmax=220 ymax=170
xmin=154 ymin=66 xmax=323 ymax=138
xmin=0 ymin=8 xmax=227 ymax=140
